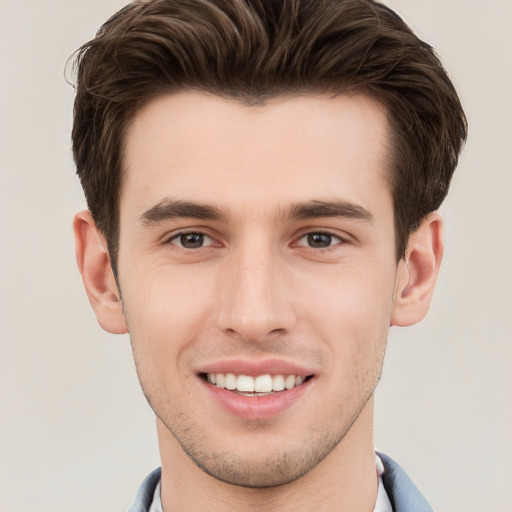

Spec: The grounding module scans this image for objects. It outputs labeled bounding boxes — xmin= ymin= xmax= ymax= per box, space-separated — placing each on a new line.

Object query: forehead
xmin=121 ymin=91 xmax=391 ymax=216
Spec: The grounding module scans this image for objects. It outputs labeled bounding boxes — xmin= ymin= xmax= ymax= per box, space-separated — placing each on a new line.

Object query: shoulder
xmin=378 ymin=452 xmax=434 ymax=512
xmin=128 ymin=457 xmax=434 ymax=512
xmin=128 ymin=467 xmax=161 ymax=512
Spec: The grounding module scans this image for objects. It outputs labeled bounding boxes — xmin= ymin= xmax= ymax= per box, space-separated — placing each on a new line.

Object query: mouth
xmin=201 ymin=372 xmax=314 ymax=397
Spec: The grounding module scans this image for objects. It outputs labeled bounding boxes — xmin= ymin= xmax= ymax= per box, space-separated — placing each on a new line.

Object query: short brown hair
xmin=71 ymin=0 xmax=467 ymax=268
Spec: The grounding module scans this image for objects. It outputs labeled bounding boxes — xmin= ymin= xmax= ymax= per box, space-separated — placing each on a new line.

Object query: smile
xmin=205 ymin=373 xmax=310 ymax=396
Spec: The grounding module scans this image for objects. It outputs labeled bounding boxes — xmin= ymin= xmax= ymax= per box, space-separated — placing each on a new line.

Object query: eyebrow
xmin=140 ymin=199 xmax=227 ymax=225
xmin=284 ymin=200 xmax=373 ymax=222
xmin=139 ymin=198 xmax=373 ymax=225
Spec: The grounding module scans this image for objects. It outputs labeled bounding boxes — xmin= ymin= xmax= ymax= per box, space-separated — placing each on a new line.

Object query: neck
xmin=157 ymin=398 xmax=378 ymax=512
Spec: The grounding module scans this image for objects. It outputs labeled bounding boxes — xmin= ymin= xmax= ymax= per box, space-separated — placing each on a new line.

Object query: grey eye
xmin=171 ymin=232 xmax=213 ymax=249
xmin=298 ymin=232 xmax=342 ymax=248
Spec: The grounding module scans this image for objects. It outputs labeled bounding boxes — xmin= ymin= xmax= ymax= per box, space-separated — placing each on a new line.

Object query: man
xmin=71 ymin=0 xmax=466 ymax=510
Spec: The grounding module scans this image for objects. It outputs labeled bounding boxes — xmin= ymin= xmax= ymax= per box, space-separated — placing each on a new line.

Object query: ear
xmin=391 ymin=212 xmax=444 ymax=327
xmin=73 ymin=210 xmax=128 ymax=334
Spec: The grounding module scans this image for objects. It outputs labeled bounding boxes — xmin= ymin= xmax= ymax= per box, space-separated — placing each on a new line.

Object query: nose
xmin=216 ymin=240 xmax=296 ymax=343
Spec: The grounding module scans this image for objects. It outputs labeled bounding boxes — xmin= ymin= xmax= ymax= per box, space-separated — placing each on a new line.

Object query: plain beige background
xmin=0 ymin=1 xmax=511 ymax=511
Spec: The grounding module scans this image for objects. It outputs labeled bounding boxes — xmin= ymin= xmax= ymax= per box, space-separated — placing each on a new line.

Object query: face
xmin=117 ymin=92 xmax=399 ymax=487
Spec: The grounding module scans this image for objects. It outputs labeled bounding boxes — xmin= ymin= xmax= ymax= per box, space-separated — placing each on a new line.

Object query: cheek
xmin=298 ymin=258 xmax=396 ymax=327
xmin=120 ymin=268 xmax=216 ymax=380
xmin=122 ymin=260 xmax=218 ymax=328
xmin=296 ymin=261 xmax=393 ymax=373
xmin=121 ymin=263 xmax=232 ymax=390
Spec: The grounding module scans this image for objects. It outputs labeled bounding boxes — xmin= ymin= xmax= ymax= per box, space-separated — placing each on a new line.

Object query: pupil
xmin=308 ymin=233 xmax=331 ymax=248
xmin=182 ymin=233 xmax=203 ymax=248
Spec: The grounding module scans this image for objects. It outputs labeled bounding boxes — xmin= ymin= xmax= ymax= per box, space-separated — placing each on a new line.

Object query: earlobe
xmin=391 ymin=212 xmax=444 ymax=327
xmin=73 ymin=210 xmax=128 ymax=334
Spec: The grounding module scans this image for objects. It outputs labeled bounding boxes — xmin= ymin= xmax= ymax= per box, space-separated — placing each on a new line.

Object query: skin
xmin=74 ymin=91 xmax=443 ymax=511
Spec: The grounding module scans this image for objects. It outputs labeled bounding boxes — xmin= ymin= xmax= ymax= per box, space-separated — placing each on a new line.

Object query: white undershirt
xmin=374 ymin=453 xmax=394 ymax=512
xmin=149 ymin=454 xmax=393 ymax=512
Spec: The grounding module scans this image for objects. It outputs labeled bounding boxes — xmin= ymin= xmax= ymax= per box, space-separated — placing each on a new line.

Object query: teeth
xmin=255 ymin=374 xmax=272 ymax=393
xmin=285 ymin=375 xmax=295 ymax=390
xmin=237 ymin=374 xmax=254 ymax=392
xmin=272 ymin=374 xmax=285 ymax=391
xmin=206 ymin=373 xmax=308 ymax=393
xmin=225 ymin=373 xmax=237 ymax=390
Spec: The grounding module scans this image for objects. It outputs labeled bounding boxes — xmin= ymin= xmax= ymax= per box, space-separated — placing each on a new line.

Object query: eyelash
xmin=165 ymin=230 xmax=347 ymax=251
xmin=166 ymin=231 xmax=216 ymax=250
xmin=295 ymin=231 xmax=345 ymax=250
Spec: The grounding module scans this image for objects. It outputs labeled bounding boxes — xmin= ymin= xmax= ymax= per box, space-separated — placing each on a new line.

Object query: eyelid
xmin=159 ymin=226 xmax=352 ymax=251
xmin=296 ymin=231 xmax=344 ymax=248
xmin=163 ymin=228 xmax=219 ymax=248
xmin=161 ymin=225 xmax=212 ymax=241
xmin=293 ymin=226 xmax=351 ymax=244
xmin=173 ymin=232 xmax=212 ymax=246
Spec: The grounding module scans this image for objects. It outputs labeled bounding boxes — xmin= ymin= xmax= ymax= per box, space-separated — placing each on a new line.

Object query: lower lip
xmin=201 ymin=377 xmax=313 ymax=420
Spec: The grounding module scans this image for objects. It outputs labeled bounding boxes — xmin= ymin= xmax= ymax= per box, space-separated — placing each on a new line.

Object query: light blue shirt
xmin=129 ymin=453 xmax=433 ymax=512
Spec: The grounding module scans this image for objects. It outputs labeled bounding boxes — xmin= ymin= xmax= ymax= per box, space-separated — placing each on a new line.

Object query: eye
xmin=297 ymin=232 xmax=343 ymax=249
xmin=168 ymin=232 xmax=215 ymax=249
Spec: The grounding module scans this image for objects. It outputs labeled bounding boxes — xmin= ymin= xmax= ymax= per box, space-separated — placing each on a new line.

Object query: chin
xmin=173 ymin=427 xmax=342 ymax=489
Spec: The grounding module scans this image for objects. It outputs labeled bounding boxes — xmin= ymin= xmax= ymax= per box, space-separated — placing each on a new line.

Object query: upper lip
xmin=197 ymin=358 xmax=316 ymax=377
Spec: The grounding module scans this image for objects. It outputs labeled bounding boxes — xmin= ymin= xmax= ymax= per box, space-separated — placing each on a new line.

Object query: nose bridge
xmin=217 ymin=234 xmax=294 ymax=342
